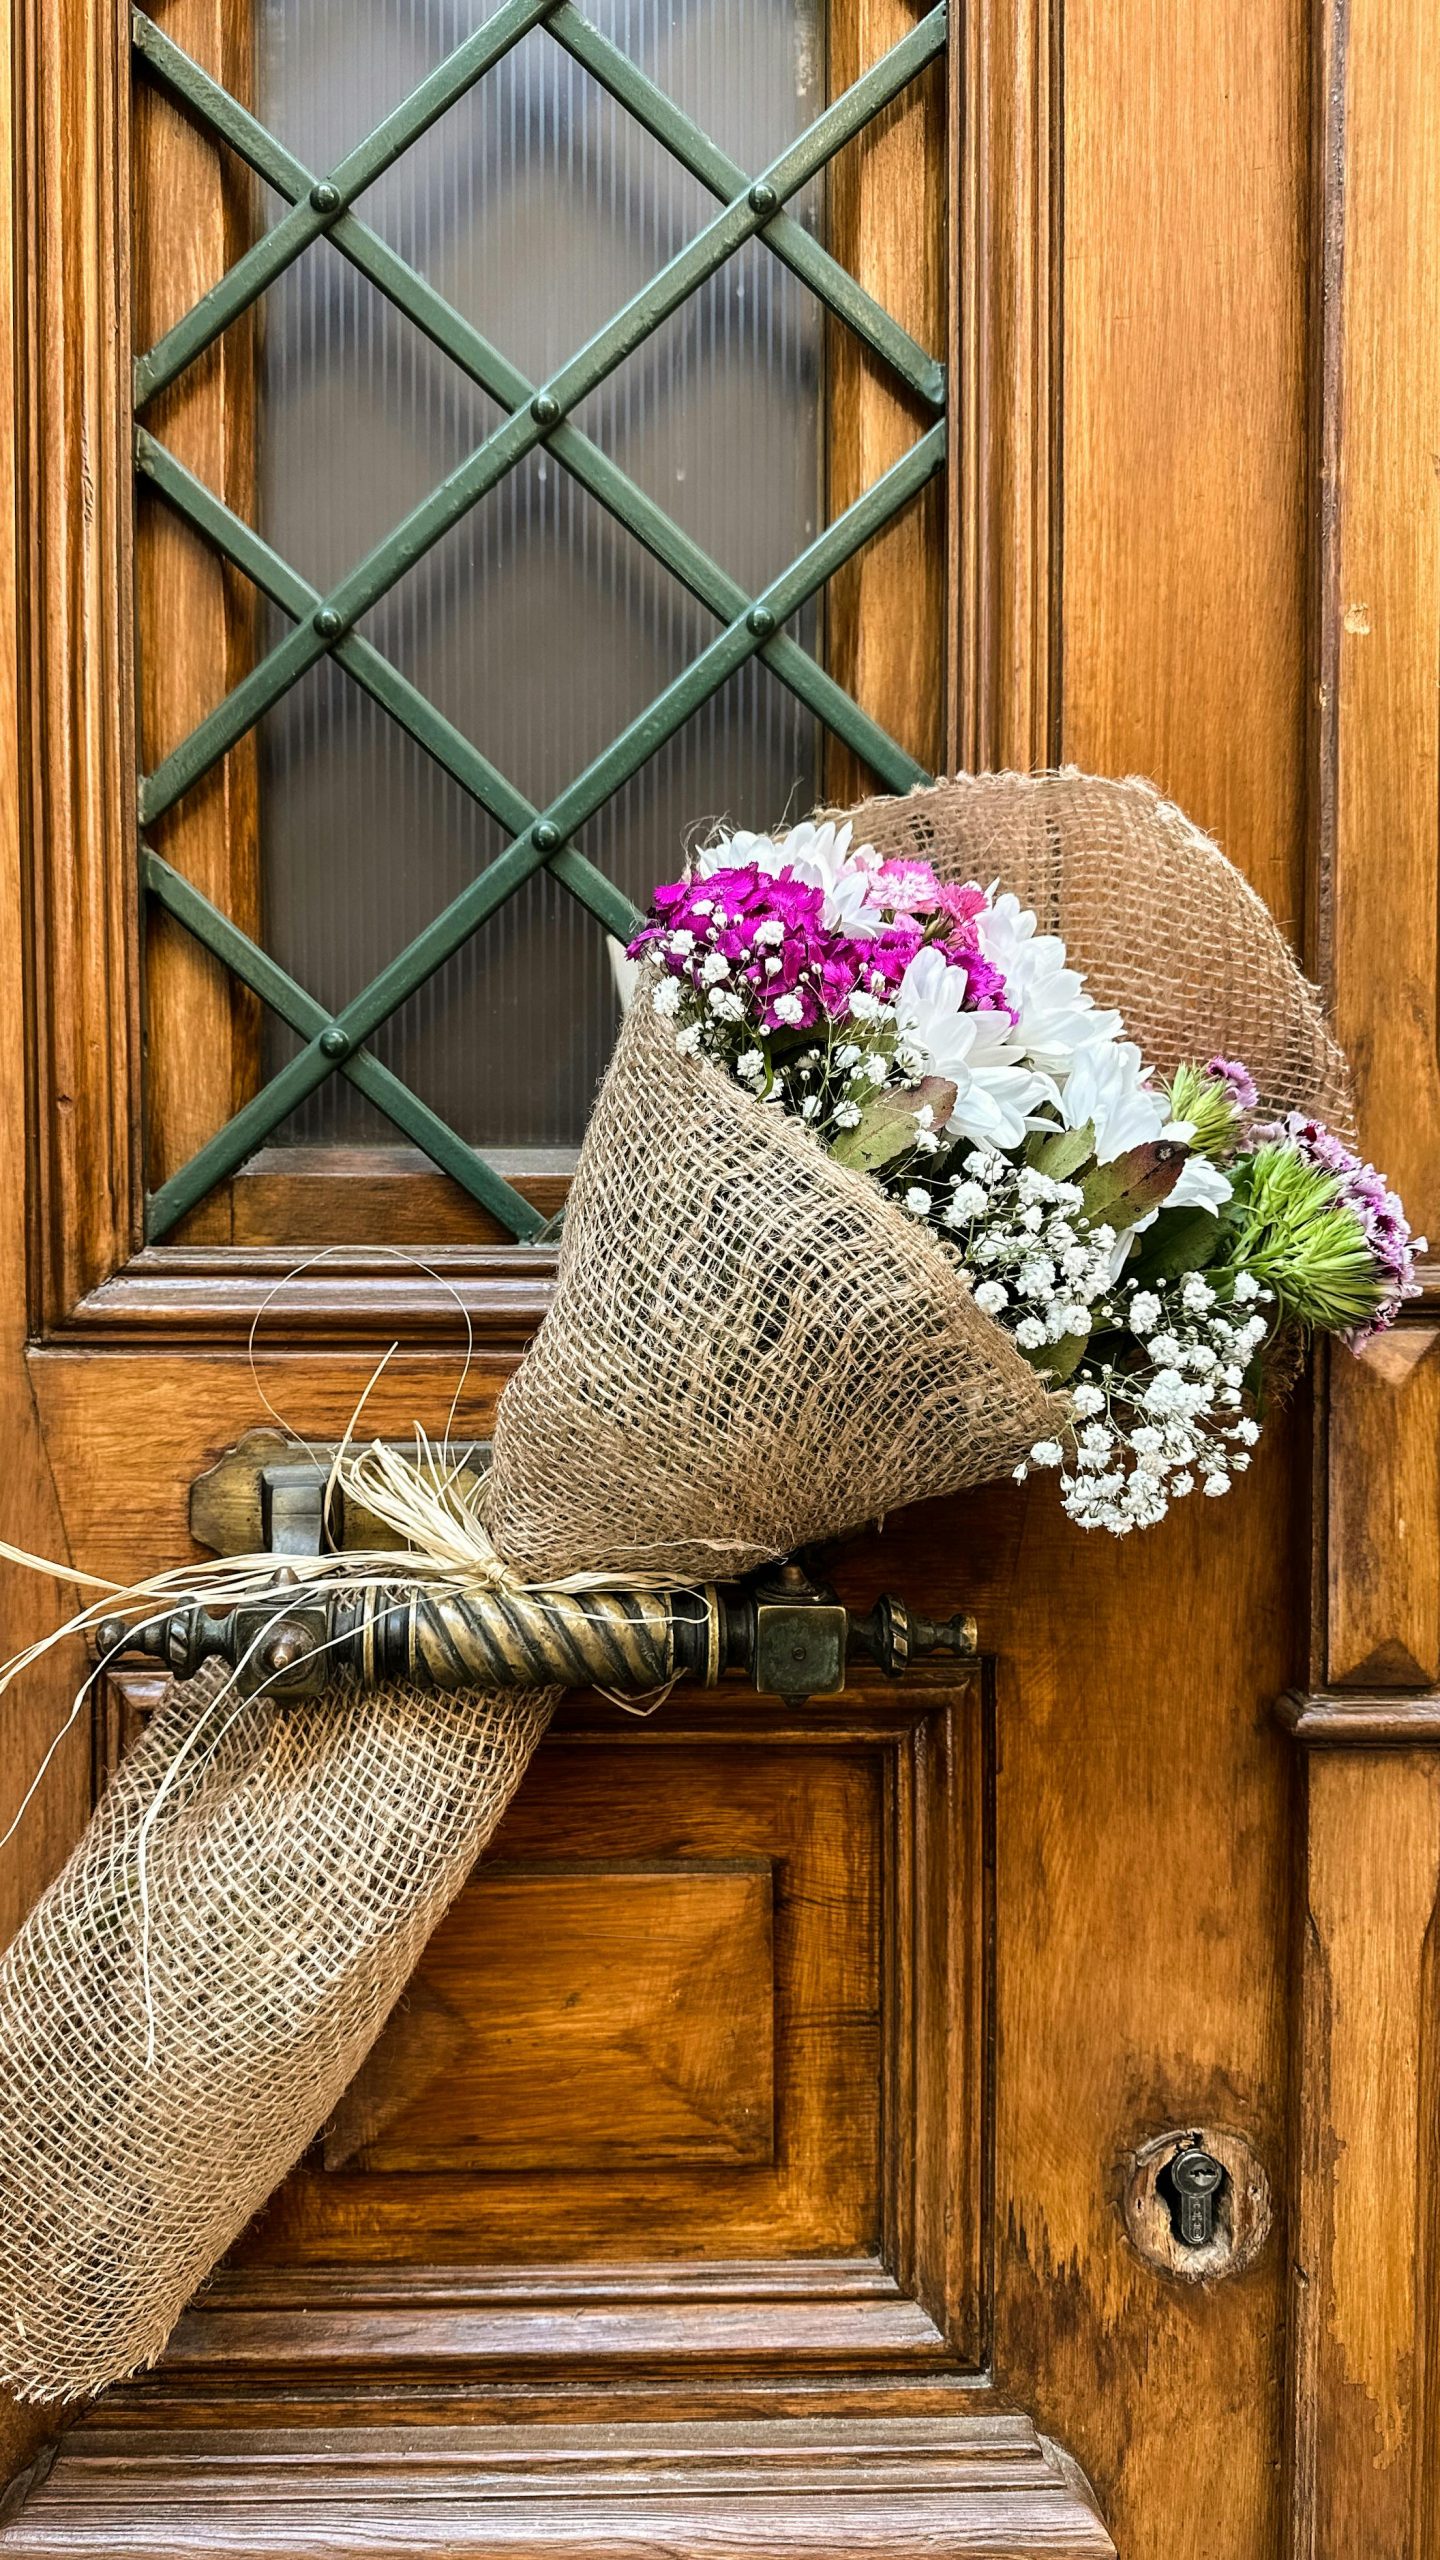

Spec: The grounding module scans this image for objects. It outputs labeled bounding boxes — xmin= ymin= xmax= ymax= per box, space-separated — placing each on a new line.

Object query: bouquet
xmin=485 ymin=770 xmax=1403 ymax=1574
xmin=607 ymin=818 xmax=1422 ymax=1534
xmin=0 ymin=769 xmax=1417 ymax=2405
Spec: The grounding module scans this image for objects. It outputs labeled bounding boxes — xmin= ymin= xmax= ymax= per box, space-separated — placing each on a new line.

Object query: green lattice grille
xmin=132 ymin=0 xmax=945 ymax=1242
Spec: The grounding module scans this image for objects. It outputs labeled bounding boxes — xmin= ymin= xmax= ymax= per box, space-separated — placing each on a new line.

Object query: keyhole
xmin=1157 ymin=2143 xmax=1228 ymax=2248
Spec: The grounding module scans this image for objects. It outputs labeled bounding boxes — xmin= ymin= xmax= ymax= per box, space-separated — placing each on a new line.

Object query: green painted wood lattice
xmin=132 ymin=0 xmax=945 ymax=1240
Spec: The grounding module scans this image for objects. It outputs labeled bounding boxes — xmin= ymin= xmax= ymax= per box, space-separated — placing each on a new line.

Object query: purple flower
xmin=629 ymin=860 xmax=901 ymax=1036
xmin=1259 ymin=1110 xmax=1425 ymax=1346
xmin=628 ymin=854 xmax=1016 ymax=1048
xmin=1207 ymin=1056 xmax=1258 ymax=1113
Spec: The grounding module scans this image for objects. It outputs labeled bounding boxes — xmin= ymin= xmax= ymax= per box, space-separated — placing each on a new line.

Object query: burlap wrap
xmin=0 ymin=769 xmax=1353 ymax=2401
xmin=486 ymin=770 xmax=1350 ymax=1581
xmin=0 ymin=1665 xmax=555 ymax=2400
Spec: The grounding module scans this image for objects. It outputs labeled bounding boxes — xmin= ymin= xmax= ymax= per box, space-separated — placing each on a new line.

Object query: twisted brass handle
xmin=97 ymin=1567 xmax=976 ymax=1705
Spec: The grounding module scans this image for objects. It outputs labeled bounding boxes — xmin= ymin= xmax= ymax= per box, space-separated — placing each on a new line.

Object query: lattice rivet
xmin=310 ymin=181 xmax=342 ymax=216
xmin=314 ymin=606 xmax=344 ymax=640
xmin=747 ymin=181 xmax=778 ymax=217
xmin=530 ymin=392 xmax=561 ymax=427
xmin=533 ymin=820 xmax=562 ymax=852
xmin=746 ymin=605 xmax=776 ymax=638
xmin=319 ymin=1025 xmax=351 ymax=1060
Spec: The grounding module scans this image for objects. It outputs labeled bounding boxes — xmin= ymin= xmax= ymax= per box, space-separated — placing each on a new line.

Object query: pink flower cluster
xmin=628 ymin=843 xmax=1009 ymax=1037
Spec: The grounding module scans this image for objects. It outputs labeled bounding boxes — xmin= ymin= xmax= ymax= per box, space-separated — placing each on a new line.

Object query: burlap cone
xmin=0 ymin=769 xmax=1353 ymax=2402
xmin=485 ymin=991 xmax=1066 ymax=1582
xmin=486 ymin=770 xmax=1350 ymax=1583
xmin=0 ymin=1665 xmax=555 ymax=2400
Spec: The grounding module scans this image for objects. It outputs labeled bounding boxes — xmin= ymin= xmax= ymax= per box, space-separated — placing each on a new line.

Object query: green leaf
xmin=1127 ymin=1204 xmax=1225 ymax=1287
xmin=1080 ymin=1140 xmax=1187 ymax=1237
xmin=829 ymin=1076 xmax=957 ymax=1173
xmin=1027 ymin=1120 xmax=1096 ymax=1183
xmin=1021 ymin=1328 xmax=1090 ymax=1384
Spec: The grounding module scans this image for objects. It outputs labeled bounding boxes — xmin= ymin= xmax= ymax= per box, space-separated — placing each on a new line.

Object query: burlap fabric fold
xmin=0 ymin=1665 xmax=555 ymax=2400
xmin=486 ymin=770 xmax=1352 ymax=1582
xmin=0 ymin=768 xmax=1354 ymax=2403
xmin=485 ymin=992 xmax=1066 ymax=1582
xmin=843 ymin=770 xmax=1353 ymax=1129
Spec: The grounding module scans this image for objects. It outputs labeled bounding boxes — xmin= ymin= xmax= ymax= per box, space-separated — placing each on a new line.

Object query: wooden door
xmin=1 ymin=0 xmax=1437 ymax=2553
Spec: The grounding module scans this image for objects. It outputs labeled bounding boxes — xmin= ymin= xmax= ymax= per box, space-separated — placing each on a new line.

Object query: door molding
xmin=0 ymin=2414 xmax=1116 ymax=2558
xmin=13 ymin=0 xmax=1066 ymax=1344
xmin=950 ymin=0 xmax=1063 ymax=774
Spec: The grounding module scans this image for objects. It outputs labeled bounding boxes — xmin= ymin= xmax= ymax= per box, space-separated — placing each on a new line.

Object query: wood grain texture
xmin=161 ymin=2258 xmax=949 ymax=2386
xmin=0 ymin=2416 xmax=1117 ymax=2558
xmin=1060 ymin=0 xmax=1309 ymax=927
xmin=950 ymin=0 xmax=1060 ymax=770
xmin=1318 ymin=0 xmax=1440 ymax=1240
xmin=323 ymin=1861 xmax=778 ymax=2174
xmin=133 ymin=0 xmax=259 ymax=1237
xmin=1309 ymin=0 xmax=1440 ymax=1698
xmin=1326 ymin=1328 xmax=1440 ymax=1686
xmin=825 ymin=0 xmax=945 ymax=797
xmin=1293 ymin=15 xmax=1440 ymax=2544
xmin=1 ymin=0 xmax=1435 ymax=2553
xmin=0 ymin=0 xmax=104 ymax=2502
xmin=219 ymin=1684 xmax=978 ymax=2320
xmin=27 ymin=1350 xmax=520 ymax=1581
xmin=928 ymin=1447 xmax=1299 ymax=2559
xmin=229 ymin=1152 xmax=577 ymax=1247
xmin=15 ymin=0 xmax=139 ymax=1318
xmin=51 ymin=1251 xmax=557 ymax=1353
xmin=1001 ymin=10 xmax=1313 ymax=2539
xmin=1290 ymin=1753 xmax=1440 ymax=2558
xmin=1280 ymin=1689 xmax=1440 ymax=1748
xmin=229 ymin=1714 xmax=884 ymax=2264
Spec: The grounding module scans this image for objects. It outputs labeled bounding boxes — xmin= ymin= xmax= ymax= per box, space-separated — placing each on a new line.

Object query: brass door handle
xmin=96 ymin=1562 xmax=976 ymax=1706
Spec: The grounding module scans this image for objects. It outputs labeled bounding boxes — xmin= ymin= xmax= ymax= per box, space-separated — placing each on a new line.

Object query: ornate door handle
xmin=96 ymin=1560 xmax=976 ymax=1706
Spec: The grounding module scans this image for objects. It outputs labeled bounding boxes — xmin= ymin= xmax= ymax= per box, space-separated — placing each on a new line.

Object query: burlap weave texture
xmin=0 ymin=1666 xmax=555 ymax=2401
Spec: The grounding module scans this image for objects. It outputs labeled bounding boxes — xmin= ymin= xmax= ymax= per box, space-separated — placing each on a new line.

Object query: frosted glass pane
xmin=257 ymin=0 xmax=825 ymax=1149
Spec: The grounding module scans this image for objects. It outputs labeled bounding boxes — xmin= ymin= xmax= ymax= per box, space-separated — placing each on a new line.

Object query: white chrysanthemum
xmin=976 ymin=892 xmax=1124 ymax=1078
xmin=978 ymin=895 xmax=1239 ymax=1213
xmin=1167 ymin=1154 xmax=1234 ymax=1214
xmin=894 ymin=948 xmax=1047 ymax=1152
xmin=696 ymin=819 xmax=891 ymax=937
xmin=1057 ymin=1034 xmax=1168 ymax=1163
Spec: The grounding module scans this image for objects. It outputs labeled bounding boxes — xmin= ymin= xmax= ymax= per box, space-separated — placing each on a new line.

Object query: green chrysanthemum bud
xmin=1165 ymin=1062 xmax=1245 ymax=1162
xmin=1228 ymin=1144 xmax=1387 ymax=1333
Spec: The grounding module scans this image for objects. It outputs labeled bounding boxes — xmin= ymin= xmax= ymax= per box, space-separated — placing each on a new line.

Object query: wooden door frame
xmin=4 ymin=0 xmax=1060 ymax=1351
xmin=1281 ymin=0 xmax=1440 ymax=2547
xmin=5 ymin=0 xmax=1440 ymax=2547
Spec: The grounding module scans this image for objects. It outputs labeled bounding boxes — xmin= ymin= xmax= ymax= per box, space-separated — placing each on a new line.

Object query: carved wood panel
xmin=324 ymin=1860 xmax=779 ymax=2176
xmin=135 ymin=1676 xmax=989 ymax=2397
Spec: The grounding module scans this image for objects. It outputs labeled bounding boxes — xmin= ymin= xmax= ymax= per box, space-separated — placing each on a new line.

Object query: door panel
xmin=110 ymin=1675 xmax=983 ymax=2377
xmin=2 ymin=0 xmax=1437 ymax=2553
